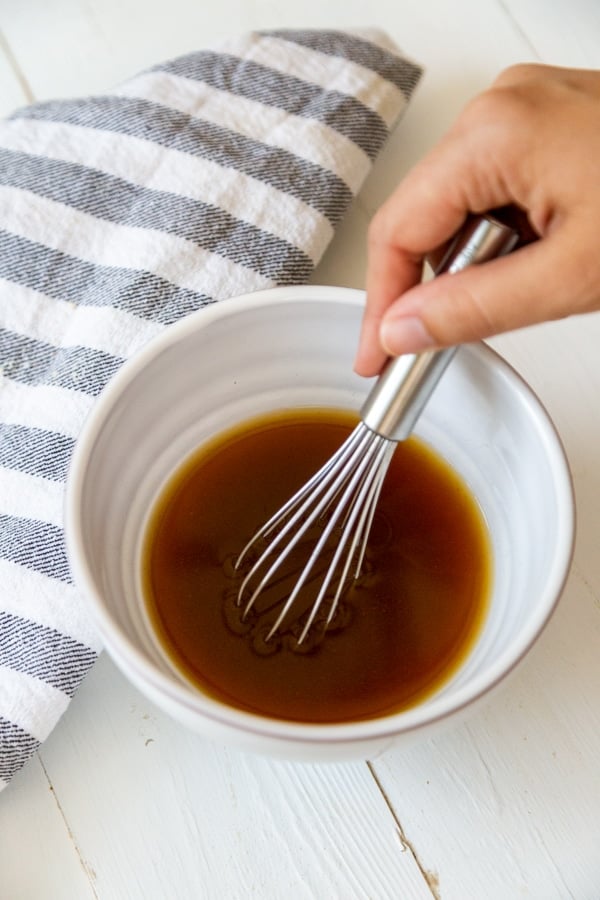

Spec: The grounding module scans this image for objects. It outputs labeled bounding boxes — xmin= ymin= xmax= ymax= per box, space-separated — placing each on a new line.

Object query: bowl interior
xmin=66 ymin=286 xmax=574 ymax=739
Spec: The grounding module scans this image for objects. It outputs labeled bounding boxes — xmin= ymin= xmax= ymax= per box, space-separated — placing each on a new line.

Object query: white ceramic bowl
xmin=65 ymin=285 xmax=575 ymax=761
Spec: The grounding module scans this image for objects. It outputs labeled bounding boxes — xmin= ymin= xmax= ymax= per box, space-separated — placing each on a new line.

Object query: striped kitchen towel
xmin=0 ymin=28 xmax=422 ymax=789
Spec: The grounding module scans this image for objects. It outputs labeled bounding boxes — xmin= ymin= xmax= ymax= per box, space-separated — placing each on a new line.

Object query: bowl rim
xmin=65 ymin=284 xmax=576 ymax=745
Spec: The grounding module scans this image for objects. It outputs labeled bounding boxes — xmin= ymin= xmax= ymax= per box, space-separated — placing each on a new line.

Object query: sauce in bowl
xmin=141 ymin=408 xmax=491 ymax=723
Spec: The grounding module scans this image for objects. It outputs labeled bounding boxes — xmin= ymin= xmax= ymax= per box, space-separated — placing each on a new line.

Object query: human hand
xmin=355 ymin=64 xmax=600 ymax=376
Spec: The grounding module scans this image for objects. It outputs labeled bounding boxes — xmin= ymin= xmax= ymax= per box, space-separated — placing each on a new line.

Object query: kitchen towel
xmin=0 ymin=28 xmax=421 ymax=789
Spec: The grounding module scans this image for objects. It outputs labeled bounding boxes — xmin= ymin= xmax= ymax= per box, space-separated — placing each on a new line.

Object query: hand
xmin=355 ymin=64 xmax=600 ymax=376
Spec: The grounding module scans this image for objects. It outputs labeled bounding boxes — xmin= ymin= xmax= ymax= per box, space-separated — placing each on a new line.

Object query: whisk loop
xmin=235 ymin=213 xmax=520 ymax=643
xmin=236 ymin=422 xmax=395 ymax=644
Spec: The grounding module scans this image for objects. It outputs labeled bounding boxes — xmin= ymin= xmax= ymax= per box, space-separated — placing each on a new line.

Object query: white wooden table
xmin=1 ymin=1 xmax=600 ymax=898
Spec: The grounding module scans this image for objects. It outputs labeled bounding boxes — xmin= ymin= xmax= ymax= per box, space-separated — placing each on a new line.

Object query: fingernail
xmin=380 ymin=315 xmax=435 ymax=355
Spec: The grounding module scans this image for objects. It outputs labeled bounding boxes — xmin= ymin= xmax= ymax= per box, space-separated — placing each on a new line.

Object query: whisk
xmin=236 ymin=213 xmax=519 ymax=644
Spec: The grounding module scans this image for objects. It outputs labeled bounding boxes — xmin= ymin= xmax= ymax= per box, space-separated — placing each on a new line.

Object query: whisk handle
xmin=360 ymin=213 xmax=519 ymax=442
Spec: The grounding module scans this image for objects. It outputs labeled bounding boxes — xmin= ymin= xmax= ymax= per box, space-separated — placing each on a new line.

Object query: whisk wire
xmin=352 ymin=440 xmax=396 ymax=579
xmin=236 ymin=424 xmax=373 ymax=619
xmin=235 ymin=422 xmax=365 ymax=573
xmin=295 ymin=434 xmax=393 ymax=644
xmin=266 ymin=426 xmax=386 ymax=642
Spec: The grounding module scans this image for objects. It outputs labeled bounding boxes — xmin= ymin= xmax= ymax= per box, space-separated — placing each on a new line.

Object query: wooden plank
xmin=372 ymin=567 xmax=600 ymax=898
xmin=488 ymin=314 xmax=600 ymax=611
xmin=0 ymin=754 xmax=97 ymax=900
xmin=0 ymin=0 xmax=256 ymax=105
xmin=501 ymin=0 xmax=600 ymax=66
xmin=0 ymin=30 xmax=32 ymax=118
xmin=39 ymin=652 xmax=434 ymax=899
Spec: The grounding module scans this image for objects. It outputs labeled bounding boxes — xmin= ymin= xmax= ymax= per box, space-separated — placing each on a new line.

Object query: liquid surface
xmin=142 ymin=409 xmax=492 ymax=723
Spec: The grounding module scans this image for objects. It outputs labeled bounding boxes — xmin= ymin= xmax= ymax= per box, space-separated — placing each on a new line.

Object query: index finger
xmin=355 ymin=151 xmax=467 ymax=375
xmin=354 ymin=97 xmax=526 ymax=375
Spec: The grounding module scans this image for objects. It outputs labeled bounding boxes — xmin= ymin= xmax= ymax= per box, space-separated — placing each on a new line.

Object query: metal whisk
xmin=236 ymin=213 xmax=519 ymax=644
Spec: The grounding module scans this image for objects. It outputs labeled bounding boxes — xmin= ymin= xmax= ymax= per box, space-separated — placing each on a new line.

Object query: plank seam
xmin=0 ymin=30 xmax=35 ymax=105
xmin=38 ymin=754 xmax=100 ymax=899
xmin=495 ymin=1 xmax=542 ymax=60
xmin=367 ymin=761 xmax=440 ymax=900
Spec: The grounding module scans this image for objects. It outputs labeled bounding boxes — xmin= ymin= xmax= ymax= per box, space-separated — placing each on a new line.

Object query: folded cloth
xmin=0 ymin=28 xmax=422 ymax=789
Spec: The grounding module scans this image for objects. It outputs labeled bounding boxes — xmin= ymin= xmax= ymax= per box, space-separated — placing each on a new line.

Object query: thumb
xmin=379 ymin=233 xmax=581 ymax=355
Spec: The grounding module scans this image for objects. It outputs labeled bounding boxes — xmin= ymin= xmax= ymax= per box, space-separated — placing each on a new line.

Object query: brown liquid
xmin=142 ymin=408 xmax=492 ymax=723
